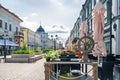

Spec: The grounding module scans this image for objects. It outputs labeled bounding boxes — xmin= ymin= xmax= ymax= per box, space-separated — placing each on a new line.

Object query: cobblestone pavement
xmin=0 ymin=58 xmax=45 ymax=80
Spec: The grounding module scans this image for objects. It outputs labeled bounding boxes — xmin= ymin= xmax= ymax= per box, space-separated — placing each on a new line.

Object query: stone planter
xmin=12 ymin=54 xmax=35 ymax=58
xmin=34 ymin=52 xmax=41 ymax=55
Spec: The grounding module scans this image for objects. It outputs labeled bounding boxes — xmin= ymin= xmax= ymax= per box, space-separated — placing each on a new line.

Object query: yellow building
xmin=20 ymin=27 xmax=40 ymax=50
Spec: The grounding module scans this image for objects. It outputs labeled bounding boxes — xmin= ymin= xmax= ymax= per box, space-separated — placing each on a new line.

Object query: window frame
xmin=0 ymin=19 xmax=2 ymax=28
xmin=9 ymin=24 xmax=12 ymax=31
xmin=5 ymin=22 xmax=7 ymax=30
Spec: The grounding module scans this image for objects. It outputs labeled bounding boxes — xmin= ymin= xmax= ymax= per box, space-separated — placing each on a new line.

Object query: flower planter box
xmin=12 ymin=54 xmax=35 ymax=58
xmin=6 ymin=54 xmax=42 ymax=63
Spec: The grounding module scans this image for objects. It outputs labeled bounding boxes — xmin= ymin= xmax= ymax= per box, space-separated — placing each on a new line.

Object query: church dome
xmin=36 ymin=25 xmax=45 ymax=33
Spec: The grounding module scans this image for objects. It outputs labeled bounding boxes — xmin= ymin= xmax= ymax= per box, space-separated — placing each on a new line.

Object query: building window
xmin=5 ymin=22 xmax=7 ymax=30
xmin=9 ymin=24 xmax=12 ymax=31
xmin=9 ymin=38 xmax=12 ymax=41
xmin=103 ymin=1 xmax=107 ymax=18
xmin=105 ymin=41 xmax=110 ymax=53
xmin=89 ymin=2 xmax=92 ymax=14
xmin=86 ymin=8 xmax=88 ymax=17
xmin=92 ymin=0 xmax=97 ymax=9
xmin=0 ymin=19 xmax=2 ymax=28
xmin=88 ymin=19 xmax=92 ymax=34
xmin=107 ymin=1 xmax=111 ymax=23
xmin=16 ymin=27 xmax=18 ymax=32
xmin=92 ymin=0 xmax=94 ymax=9
xmin=87 ymin=7 xmax=89 ymax=16
xmin=94 ymin=0 xmax=96 ymax=5
xmin=104 ymin=28 xmax=110 ymax=34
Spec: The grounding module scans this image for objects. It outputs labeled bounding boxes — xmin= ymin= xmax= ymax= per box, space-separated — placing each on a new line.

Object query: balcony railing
xmin=14 ymin=32 xmax=24 ymax=37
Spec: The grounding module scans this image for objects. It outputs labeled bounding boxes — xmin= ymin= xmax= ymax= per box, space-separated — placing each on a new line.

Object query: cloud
xmin=50 ymin=0 xmax=63 ymax=7
xmin=48 ymin=31 xmax=68 ymax=33
xmin=20 ymin=14 xmax=40 ymax=32
xmin=31 ymin=13 xmax=38 ymax=16
xmin=0 ymin=0 xmax=86 ymax=45
xmin=45 ymin=25 xmax=70 ymax=45
xmin=45 ymin=25 xmax=69 ymax=32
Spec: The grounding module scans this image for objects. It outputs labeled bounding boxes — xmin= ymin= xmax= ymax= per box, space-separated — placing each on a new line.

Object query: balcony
xmin=14 ymin=32 xmax=24 ymax=38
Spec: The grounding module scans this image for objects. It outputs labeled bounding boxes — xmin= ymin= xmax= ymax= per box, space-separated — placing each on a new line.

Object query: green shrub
xmin=21 ymin=43 xmax=27 ymax=50
xmin=42 ymin=47 xmax=54 ymax=52
xmin=12 ymin=50 xmax=34 ymax=54
xmin=34 ymin=44 xmax=39 ymax=50
xmin=44 ymin=53 xmax=52 ymax=59
xmin=43 ymin=50 xmax=59 ymax=61
xmin=34 ymin=50 xmax=42 ymax=53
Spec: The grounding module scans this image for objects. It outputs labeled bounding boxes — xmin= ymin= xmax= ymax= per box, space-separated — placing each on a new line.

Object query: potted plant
xmin=44 ymin=50 xmax=60 ymax=61
xmin=44 ymin=53 xmax=52 ymax=61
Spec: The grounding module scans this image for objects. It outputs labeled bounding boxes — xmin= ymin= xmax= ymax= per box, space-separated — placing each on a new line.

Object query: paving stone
xmin=0 ymin=59 xmax=45 ymax=80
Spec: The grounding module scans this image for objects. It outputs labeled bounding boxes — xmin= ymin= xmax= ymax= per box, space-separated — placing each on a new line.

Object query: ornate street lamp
xmin=51 ymin=35 xmax=58 ymax=50
xmin=0 ymin=31 xmax=8 ymax=62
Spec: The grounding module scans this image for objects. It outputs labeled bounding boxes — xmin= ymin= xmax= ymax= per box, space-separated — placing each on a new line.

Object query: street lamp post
xmin=3 ymin=37 xmax=6 ymax=61
xmin=54 ymin=39 xmax=56 ymax=50
xmin=51 ymin=35 xmax=58 ymax=50
xmin=0 ymin=31 xmax=8 ymax=62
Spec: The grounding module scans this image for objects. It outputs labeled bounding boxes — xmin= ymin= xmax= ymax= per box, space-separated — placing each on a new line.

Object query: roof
xmin=0 ymin=4 xmax=23 ymax=22
xmin=36 ymin=25 xmax=45 ymax=33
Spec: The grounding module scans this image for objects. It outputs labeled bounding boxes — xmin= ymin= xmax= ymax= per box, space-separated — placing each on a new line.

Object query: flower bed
xmin=12 ymin=50 xmax=35 ymax=58
xmin=34 ymin=50 xmax=42 ymax=55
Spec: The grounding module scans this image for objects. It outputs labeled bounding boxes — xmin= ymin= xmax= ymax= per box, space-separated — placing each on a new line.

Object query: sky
xmin=0 ymin=0 xmax=85 ymax=45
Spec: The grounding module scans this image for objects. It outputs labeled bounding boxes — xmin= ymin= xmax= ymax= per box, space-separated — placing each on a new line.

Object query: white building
xmin=110 ymin=0 xmax=120 ymax=55
xmin=101 ymin=0 xmax=120 ymax=55
xmin=36 ymin=25 xmax=63 ymax=49
xmin=0 ymin=5 xmax=23 ymax=43
xmin=36 ymin=25 xmax=49 ymax=49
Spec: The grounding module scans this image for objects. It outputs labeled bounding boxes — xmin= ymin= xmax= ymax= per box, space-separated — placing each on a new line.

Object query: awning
xmin=28 ymin=44 xmax=34 ymax=46
xmin=0 ymin=39 xmax=19 ymax=46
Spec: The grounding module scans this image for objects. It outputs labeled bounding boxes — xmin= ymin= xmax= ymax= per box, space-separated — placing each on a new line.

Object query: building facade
xmin=66 ymin=0 xmax=120 ymax=55
xmin=21 ymin=27 xmax=40 ymax=50
xmin=36 ymin=25 xmax=63 ymax=50
xmin=65 ymin=17 xmax=81 ymax=50
xmin=71 ymin=17 xmax=81 ymax=39
xmin=113 ymin=0 xmax=120 ymax=55
xmin=36 ymin=25 xmax=49 ymax=49
xmin=91 ymin=0 xmax=120 ymax=55
xmin=0 ymin=5 xmax=23 ymax=44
